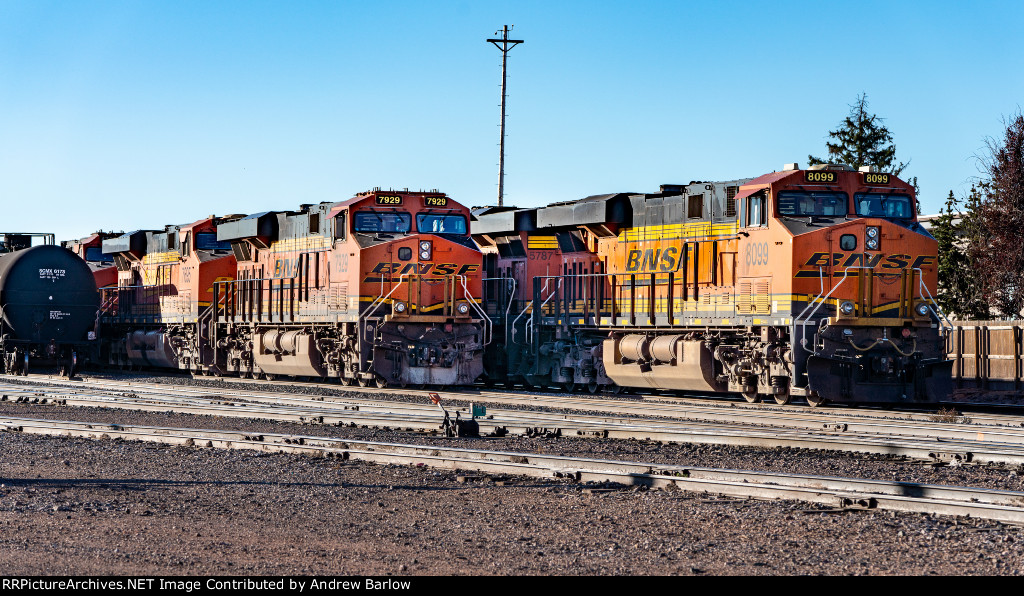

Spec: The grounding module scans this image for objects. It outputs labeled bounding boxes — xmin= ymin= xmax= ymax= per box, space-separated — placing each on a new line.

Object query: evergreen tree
xmin=809 ymin=93 xmax=918 ymax=206
xmin=808 ymin=93 xmax=911 ymax=176
xmin=974 ymin=114 xmax=1024 ymax=318
xmin=933 ymin=188 xmax=989 ymax=319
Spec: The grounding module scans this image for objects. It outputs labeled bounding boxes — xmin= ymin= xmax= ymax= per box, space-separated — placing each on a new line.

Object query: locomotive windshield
xmin=195 ymin=232 xmax=232 ymax=251
xmin=354 ymin=211 xmax=412 ymax=234
xmin=416 ymin=214 xmax=468 ymax=235
xmin=84 ymin=247 xmax=107 ymax=261
xmin=855 ymin=193 xmax=914 ymax=219
xmin=777 ymin=191 xmax=848 ymax=217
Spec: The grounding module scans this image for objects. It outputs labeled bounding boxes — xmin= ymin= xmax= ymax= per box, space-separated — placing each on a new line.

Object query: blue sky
xmin=1 ymin=0 xmax=1022 ymax=241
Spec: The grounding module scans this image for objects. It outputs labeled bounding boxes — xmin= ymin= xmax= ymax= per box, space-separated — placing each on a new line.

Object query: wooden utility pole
xmin=487 ymin=25 xmax=523 ymax=207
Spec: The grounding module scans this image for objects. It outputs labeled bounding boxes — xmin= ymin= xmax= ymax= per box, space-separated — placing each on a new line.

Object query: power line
xmin=487 ymin=25 xmax=523 ymax=207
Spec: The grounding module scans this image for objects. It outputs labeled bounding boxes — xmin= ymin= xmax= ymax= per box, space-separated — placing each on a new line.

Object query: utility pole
xmin=487 ymin=25 xmax=523 ymax=207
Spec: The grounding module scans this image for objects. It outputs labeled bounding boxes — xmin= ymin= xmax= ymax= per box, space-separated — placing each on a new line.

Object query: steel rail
xmin=3 ymin=415 xmax=1024 ymax=523
xmin=8 ymin=377 xmax=1024 ymax=447
xmin=7 ymin=381 xmax=1024 ymax=466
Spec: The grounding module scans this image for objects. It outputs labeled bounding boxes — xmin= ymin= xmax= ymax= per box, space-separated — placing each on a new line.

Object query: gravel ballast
xmin=2 ymin=398 xmax=1024 ymax=575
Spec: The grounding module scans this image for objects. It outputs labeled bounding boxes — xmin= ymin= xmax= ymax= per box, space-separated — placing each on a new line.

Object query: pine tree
xmin=974 ymin=114 xmax=1024 ymax=318
xmin=934 ymin=188 xmax=989 ymax=319
xmin=808 ymin=93 xmax=911 ymax=176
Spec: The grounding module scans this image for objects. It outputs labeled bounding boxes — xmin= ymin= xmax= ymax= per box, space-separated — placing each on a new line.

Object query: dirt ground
xmin=2 ymin=410 xmax=1023 ymax=575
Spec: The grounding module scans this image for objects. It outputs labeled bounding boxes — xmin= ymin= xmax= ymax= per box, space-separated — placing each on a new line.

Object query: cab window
xmin=855 ymin=193 xmax=913 ymax=218
xmin=354 ymin=211 xmax=411 ymax=233
xmin=84 ymin=247 xmax=107 ymax=262
xmin=195 ymin=232 xmax=232 ymax=251
xmin=744 ymin=193 xmax=767 ymax=227
xmin=416 ymin=214 xmax=467 ymax=235
xmin=777 ymin=191 xmax=848 ymax=217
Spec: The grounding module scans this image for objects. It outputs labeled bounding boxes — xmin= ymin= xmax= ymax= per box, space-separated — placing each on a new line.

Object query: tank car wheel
xmin=263 ymin=373 xmax=276 ymax=381
xmin=805 ymin=391 xmax=827 ymax=407
xmin=562 ymin=382 xmax=576 ymax=394
xmin=741 ymin=389 xmax=760 ymax=403
xmin=21 ymin=354 xmax=29 ymax=376
xmin=772 ymin=392 xmax=791 ymax=406
xmin=587 ymin=382 xmax=599 ymax=394
xmin=609 ymin=385 xmax=623 ymax=394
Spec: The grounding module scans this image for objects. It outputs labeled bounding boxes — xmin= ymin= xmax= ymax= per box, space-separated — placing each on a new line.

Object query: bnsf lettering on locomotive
xmin=624 ymin=247 xmax=680 ymax=272
xmin=804 ymin=252 xmax=933 ymax=270
xmin=370 ymin=262 xmax=479 ymax=275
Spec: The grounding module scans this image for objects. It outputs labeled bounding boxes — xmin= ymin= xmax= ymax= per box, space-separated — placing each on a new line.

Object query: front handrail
xmin=914 ymin=267 xmax=953 ymax=334
xmin=794 ymin=266 xmax=866 ymax=354
xmin=458 ymin=274 xmax=492 ymax=345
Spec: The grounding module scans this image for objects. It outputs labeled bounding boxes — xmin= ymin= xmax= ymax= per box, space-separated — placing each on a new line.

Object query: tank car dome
xmin=0 ymin=245 xmax=100 ymax=344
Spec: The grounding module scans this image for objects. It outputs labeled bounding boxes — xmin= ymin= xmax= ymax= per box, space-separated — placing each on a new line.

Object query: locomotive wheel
xmin=263 ymin=373 xmax=276 ymax=381
xmin=375 ymin=377 xmax=389 ymax=389
xmin=562 ymin=382 xmax=576 ymax=394
xmin=773 ymin=392 xmax=791 ymax=406
xmin=805 ymin=391 xmax=827 ymax=407
xmin=587 ymin=382 xmax=599 ymax=394
xmin=741 ymin=389 xmax=759 ymax=403
xmin=357 ymin=377 xmax=370 ymax=388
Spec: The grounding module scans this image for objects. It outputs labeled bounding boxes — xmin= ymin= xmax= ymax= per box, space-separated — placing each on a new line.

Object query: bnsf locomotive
xmin=474 ymin=164 xmax=951 ymax=406
xmin=96 ymin=190 xmax=488 ymax=387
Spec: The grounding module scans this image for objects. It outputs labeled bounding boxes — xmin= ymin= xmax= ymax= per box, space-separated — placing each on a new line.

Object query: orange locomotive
xmin=212 ymin=189 xmax=488 ymax=386
xmin=100 ymin=217 xmax=239 ymax=371
xmin=476 ymin=164 xmax=951 ymax=405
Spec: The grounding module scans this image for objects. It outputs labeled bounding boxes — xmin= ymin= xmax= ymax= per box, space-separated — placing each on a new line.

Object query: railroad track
xmin=4 ymin=414 xmax=1024 ymax=524
xmin=6 ymin=376 xmax=1024 ymax=466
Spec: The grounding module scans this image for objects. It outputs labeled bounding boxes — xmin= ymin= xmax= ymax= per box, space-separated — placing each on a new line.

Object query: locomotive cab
xmin=732 ymin=163 xmax=951 ymax=404
xmin=213 ymin=190 xmax=487 ymax=386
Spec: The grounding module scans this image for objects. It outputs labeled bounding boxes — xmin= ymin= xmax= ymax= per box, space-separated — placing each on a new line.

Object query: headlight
xmin=866 ymin=237 xmax=879 ymax=250
xmin=393 ymin=301 xmax=407 ymax=314
xmin=839 ymin=301 xmax=856 ymax=316
xmin=915 ymin=303 xmax=930 ymax=317
xmin=419 ymin=241 xmax=431 ymax=251
xmin=456 ymin=301 xmax=470 ymax=315
xmin=866 ymin=227 xmax=879 ymax=238
xmin=420 ymin=250 xmax=431 ymax=260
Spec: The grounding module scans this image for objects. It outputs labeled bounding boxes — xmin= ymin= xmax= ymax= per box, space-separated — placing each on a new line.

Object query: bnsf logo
xmin=804 ymin=252 xmax=936 ymax=269
xmin=370 ymin=263 xmax=480 ymax=275
xmin=624 ymin=248 xmax=680 ymax=273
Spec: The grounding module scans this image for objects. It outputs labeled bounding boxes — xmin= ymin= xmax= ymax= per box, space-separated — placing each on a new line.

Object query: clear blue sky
xmin=2 ymin=0 xmax=1022 ymax=241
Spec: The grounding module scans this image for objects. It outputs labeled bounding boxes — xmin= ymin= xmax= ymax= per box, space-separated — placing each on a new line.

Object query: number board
xmin=375 ymin=195 xmax=403 ymax=205
xmin=804 ymin=171 xmax=837 ymax=184
xmin=863 ymin=172 xmax=890 ymax=185
xmin=423 ymin=196 xmax=448 ymax=207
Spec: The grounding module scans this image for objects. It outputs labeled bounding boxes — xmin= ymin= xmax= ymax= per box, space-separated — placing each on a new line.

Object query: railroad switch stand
xmin=430 ymin=393 xmax=482 ymax=438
